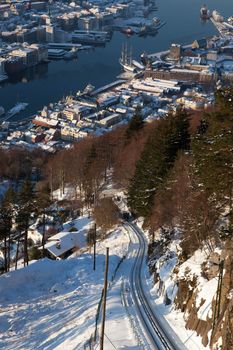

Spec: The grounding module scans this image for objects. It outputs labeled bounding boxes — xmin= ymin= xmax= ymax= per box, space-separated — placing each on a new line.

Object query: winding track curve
xmin=125 ymin=222 xmax=187 ymax=350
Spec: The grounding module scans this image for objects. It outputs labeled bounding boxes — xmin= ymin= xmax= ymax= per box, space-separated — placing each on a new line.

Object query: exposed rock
xmin=210 ymin=239 xmax=233 ymax=350
xmin=176 ymin=240 xmax=233 ymax=349
xmin=208 ymin=264 xmax=220 ymax=279
xmin=209 ymin=252 xmax=221 ymax=265
xmin=148 ymin=229 xmax=233 ymax=350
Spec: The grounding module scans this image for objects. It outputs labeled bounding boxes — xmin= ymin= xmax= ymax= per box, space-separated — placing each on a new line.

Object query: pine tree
xmin=128 ymin=108 xmax=190 ymax=217
xmin=192 ymin=88 xmax=233 ymax=210
xmin=83 ymin=144 xmax=98 ymax=205
xmin=215 ymin=87 xmax=233 ymax=117
xmin=125 ymin=107 xmax=144 ymax=139
xmin=36 ymin=182 xmax=51 ymax=257
xmin=0 ymin=187 xmax=15 ymax=272
xmin=189 ymin=88 xmax=233 ymax=246
xmin=16 ymin=180 xmax=35 ymax=266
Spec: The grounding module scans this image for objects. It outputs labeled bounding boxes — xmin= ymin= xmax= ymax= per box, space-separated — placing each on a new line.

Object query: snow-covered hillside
xmin=0 ymin=226 xmax=139 ymax=350
xmin=146 ymin=228 xmax=232 ymax=350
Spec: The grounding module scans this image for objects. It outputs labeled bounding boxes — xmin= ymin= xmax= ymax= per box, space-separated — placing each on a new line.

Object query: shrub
xmin=28 ymin=246 xmax=42 ymax=261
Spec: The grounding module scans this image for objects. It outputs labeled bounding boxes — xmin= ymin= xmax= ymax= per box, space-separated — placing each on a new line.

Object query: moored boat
xmin=120 ymin=27 xmax=134 ymax=35
xmin=200 ymin=5 xmax=210 ymax=19
xmin=119 ymin=44 xmax=137 ymax=73
xmin=4 ymin=102 xmax=29 ymax=120
xmin=72 ymin=30 xmax=109 ymax=46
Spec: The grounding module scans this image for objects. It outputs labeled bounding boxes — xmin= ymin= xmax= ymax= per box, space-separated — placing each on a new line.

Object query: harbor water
xmin=0 ymin=0 xmax=231 ymax=121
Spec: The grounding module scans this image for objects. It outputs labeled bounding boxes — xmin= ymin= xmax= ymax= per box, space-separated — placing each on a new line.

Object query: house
xmin=61 ymin=126 xmax=80 ymax=141
xmin=192 ymin=39 xmax=207 ymax=49
xmin=96 ymin=113 xmax=122 ymax=128
xmin=43 ymin=231 xmax=81 ymax=260
xmin=206 ymin=50 xmax=218 ymax=62
xmin=32 ymin=116 xmax=59 ymax=128
xmin=169 ymin=43 xmax=182 ymax=60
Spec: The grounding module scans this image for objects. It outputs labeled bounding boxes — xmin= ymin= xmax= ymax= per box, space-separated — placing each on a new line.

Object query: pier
xmin=148 ymin=44 xmax=192 ymax=60
xmin=90 ymin=80 xmax=126 ymax=96
xmin=210 ymin=17 xmax=233 ymax=39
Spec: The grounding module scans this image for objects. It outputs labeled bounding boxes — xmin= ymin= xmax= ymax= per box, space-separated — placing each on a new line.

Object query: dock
xmin=47 ymin=43 xmax=82 ymax=50
xmin=148 ymin=44 xmax=192 ymax=60
xmin=210 ymin=18 xmax=233 ymax=38
xmin=147 ymin=49 xmax=169 ymax=60
xmin=90 ymin=80 xmax=126 ymax=96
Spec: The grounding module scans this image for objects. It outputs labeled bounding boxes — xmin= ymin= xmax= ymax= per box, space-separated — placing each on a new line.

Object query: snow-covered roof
xmin=44 ymin=231 xmax=80 ymax=258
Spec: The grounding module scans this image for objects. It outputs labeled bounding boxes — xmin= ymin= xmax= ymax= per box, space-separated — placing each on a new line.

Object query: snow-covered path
xmin=103 ymin=223 xmax=145 ymax=350
xmin=104 ymin=278 xmax=142 ymax=350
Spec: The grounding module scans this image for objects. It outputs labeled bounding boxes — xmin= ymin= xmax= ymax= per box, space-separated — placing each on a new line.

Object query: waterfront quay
xmin=210 ymin=10 xmax=233 ymax=39
xmin=0 ymin=0 xmax=162 ymax=84
xmin=1 ymin=0 xmax=231 ymax=119
xmin=1 ymin=33 xmax=233 ymax=152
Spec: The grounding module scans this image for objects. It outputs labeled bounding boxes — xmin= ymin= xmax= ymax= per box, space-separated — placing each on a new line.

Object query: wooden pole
xmin=100 ymin=247 xmax=109 ymax=350
xmin=93 ymin=223 xmax=96 ymax=271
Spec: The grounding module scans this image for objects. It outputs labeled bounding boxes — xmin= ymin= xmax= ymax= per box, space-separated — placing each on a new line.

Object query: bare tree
xmin=94 ymin=198 xmax=119 ymax=238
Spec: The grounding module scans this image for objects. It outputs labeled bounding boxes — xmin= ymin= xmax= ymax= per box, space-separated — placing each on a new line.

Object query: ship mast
xmin=124 ymin=43 xmax=127 ymax=65
xmin=120 ymin=43 xmax=133 ymax=67
xmin=120 ymin=44 xmax=124 ymax=64
xmin=129 ymin=45 xmax=133 ymax=66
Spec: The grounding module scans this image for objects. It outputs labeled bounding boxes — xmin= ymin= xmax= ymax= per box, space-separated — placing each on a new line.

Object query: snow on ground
xmin=104 ymin=267 xmax=142 ymax=350
xmin=178 ymin=249 xmax=218 ymax=322
xmin=52 ymin=186 xmax=76 ymax=202
xmin=0 ymin=221 xmax=140 ymax=350
xmin=197 ymin=278 xmax=218 ymax=321
xmin=144 ymin=246 xmax=220 ymax=350
xmin=62 ymin=214 xmax=92 ymax=234
xmin=144 ymin=267 xmax=209 ymax=350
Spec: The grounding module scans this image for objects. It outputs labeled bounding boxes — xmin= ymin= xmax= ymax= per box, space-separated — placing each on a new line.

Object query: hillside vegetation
xmin=0 ymin=88 xmax=232 ymax=349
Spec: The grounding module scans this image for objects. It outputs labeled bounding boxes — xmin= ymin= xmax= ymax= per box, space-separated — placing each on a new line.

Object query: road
xmin=124 ymin=221 xmax=187 ymax=350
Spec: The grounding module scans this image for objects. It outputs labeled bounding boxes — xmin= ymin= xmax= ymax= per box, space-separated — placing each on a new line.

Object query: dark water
xmin=0 ymin=0 xmax=231 ymax=120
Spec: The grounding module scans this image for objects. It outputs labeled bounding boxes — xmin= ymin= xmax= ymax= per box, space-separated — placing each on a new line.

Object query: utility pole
xmin=212 ymin=260 xmax=224 ymax=334
xmin=100 ymin=247 xmax=109 ymax=350
xmin=93 ymin=223 xmax=96 ymax=271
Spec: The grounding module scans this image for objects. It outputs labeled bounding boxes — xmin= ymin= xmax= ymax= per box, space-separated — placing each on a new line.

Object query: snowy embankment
xmin=144 ymin=233 xmax=220 ymax=350
xmin=0 ymin=226 xmax=137 ymax=350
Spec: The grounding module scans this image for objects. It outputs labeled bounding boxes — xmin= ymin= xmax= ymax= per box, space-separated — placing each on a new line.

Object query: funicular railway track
xmin=125 ymin=222 xmax=186 ymax=350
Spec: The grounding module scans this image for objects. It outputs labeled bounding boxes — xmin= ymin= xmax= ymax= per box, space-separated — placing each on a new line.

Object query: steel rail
xmin=126 ymin=222 xmax=185 ymax=350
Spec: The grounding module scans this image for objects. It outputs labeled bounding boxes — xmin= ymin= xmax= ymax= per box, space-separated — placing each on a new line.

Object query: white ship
xmin=119 ymin=45 xmax=136 ymax=73
xmin=72 ymin=30 xmax=109 ymax=46
xmin=5 ymin=102 xmax=28 ymax=120
xmin=212 ymin=10 xmax=224 ymax=23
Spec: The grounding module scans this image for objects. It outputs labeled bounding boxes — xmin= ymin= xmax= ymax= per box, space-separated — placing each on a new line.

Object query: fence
xmin=83 ymin=253 xmax=127 ymax=349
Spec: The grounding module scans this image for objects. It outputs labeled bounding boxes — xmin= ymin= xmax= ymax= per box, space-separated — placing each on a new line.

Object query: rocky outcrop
xmin=149 ymin=238 xmax=233 ymax=349
xmin=210 ymin=240 xmax=233 ymax=350
xmin=174 ymin=271 xmax=213 ymax=347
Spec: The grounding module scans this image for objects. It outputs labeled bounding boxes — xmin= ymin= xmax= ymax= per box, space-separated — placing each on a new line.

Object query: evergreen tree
xmin=128 ymin=108 xmax=190 ymax=217
xmin=16 ymin=180 xmax=35 ymax=266
xmin=125 ymin=107 xmax=144 ymax=139
xmin=192 ymin=88 xmax=233 ymax=210
xmin=190 ymin=88 xmax=233 ymax=244
xmin=36 ymin=182 xmax=51 ymax=257
xmin=0 ymin=187 xmax=15 ymax=272
xmin=83 ymin=144 xmax=98 ymax=205
xmin=215 ymin=87 xmax=233 ymax=117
